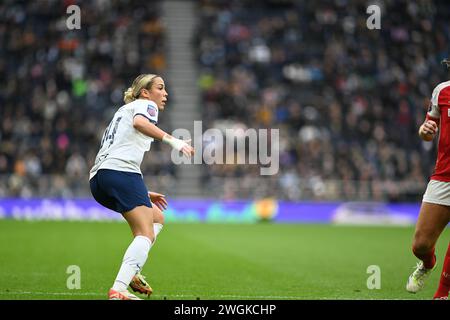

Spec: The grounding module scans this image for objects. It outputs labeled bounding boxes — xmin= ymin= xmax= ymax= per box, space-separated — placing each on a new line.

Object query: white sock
xmin=112 ymin=235 xmax=152 ymax=292
xmin=154 ymin=223 xmax=163 ymax=239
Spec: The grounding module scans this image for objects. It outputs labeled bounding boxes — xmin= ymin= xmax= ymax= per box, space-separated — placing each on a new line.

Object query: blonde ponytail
xmin=123 ymin=74 xmax=160 ymax=104
xmin=123 ymin=87 xmax=135 ymax=104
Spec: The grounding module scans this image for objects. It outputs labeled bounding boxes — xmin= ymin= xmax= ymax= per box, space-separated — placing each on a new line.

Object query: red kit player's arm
xmin=425 ymin=113 xmax=440 ymax=125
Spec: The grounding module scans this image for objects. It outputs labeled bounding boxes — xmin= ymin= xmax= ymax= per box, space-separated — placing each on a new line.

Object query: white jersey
xmin=89 ymin=99 xmax=159 ymax=179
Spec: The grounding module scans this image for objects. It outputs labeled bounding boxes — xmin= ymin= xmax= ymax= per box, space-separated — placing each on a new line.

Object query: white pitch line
xmin=1 ymin=291 xmax=104 ymax=296
xmin=0 ymin=291 xmax=413 ymax=300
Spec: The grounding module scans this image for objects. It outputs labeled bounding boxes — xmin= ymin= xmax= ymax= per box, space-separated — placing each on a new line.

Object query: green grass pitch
xmin=0 ymin=219 xmax=448 ymax=300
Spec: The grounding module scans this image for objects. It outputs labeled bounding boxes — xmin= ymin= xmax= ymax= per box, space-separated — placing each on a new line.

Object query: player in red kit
xmin=406 ymin=60 xmax=450 ymax=299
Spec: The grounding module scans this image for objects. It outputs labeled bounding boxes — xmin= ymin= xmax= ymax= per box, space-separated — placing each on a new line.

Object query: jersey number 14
xmin=100 ymin=116 xmax=122 ymax=149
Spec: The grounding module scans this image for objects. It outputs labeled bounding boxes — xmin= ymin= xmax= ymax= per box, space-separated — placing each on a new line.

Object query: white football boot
xmin=406 ymin=261 xmax=436 ymax=293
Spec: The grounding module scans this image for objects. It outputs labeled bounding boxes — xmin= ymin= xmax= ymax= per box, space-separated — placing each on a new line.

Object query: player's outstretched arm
xmin=133 ymin=114 xmax=194 ymax=157
xmin=418 ymin=119 xmax=438 ymax=141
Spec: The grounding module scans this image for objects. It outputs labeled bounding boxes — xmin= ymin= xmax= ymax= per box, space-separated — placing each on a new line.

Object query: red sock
xmin=413 ymin=247 xmax=436 ymax=269
xmin=433 ymin=243 xmax=450 ymax=299
xmin=412 ymin=246 xmax=436 ymax=269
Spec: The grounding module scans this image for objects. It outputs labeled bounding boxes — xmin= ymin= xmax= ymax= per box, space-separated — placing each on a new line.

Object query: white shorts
xmin=422 ymin=179 xmax=450 ymax=206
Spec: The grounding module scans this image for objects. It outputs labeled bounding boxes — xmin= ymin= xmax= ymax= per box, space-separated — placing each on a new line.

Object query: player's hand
xmin=421 ymin=120 xmax=438 ymax=135
xmin=162 ymin=135 xmax=195 ymax=158
xmin=148 ymin=192 xmax=168 ymax=211
xmin=179 ymin=139 xmax=195 ymax=158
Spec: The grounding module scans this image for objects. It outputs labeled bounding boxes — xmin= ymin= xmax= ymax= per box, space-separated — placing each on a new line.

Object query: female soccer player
xmin=89 ymin=74 xmax=194 ymax=300
xmin=406 ymin=64 xmax=450 ymax=299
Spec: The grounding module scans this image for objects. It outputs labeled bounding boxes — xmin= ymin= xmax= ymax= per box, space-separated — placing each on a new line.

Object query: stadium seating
xmin=194 ymin=0 xmax=450 ymax=201
xmin=0 ymin=0 xmax=175 ymax=197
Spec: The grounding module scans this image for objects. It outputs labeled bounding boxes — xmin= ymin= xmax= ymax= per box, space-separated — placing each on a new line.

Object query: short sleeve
xmin=427 ymin=86 xmax=441 ymax=121
xmin=133 ymin=100 xmax=159 ymax=124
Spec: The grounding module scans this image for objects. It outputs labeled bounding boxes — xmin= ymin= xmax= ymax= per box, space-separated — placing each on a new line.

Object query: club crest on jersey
xmin=147 ymin=105 xmax=156 ymax=117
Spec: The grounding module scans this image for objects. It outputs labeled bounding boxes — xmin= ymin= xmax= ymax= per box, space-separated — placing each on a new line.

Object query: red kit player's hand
xmin=422 ymin=120 xmax=438 ymax=135
xmin=420 ymin=120 xmax=438 ymax=141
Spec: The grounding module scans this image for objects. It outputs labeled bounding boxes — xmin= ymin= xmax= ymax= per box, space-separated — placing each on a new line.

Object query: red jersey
xmin=426 ymin=80 xmax=450 ymax=182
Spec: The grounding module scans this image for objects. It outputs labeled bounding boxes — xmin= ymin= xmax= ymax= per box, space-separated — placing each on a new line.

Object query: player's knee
xmin=412 ymin=235 xmax=434 ymax=254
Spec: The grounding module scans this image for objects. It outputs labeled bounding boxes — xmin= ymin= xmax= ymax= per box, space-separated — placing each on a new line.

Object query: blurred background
xmin=1 ymin=0 xmax=450 ymax=223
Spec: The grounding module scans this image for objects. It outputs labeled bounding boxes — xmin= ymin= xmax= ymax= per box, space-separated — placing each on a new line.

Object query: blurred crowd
xmin=195 ymin=0 xmax=450 ymax=201
xmin=2 ymin=0 xmax=450 ymax=201
xmin=0 ymin=0 xmax=175 ymax=197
